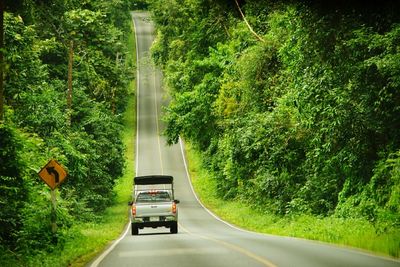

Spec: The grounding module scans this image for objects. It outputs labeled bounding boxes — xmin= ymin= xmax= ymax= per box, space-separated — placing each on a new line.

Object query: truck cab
xmin=129 ymin=175 xmax=179 ymax=235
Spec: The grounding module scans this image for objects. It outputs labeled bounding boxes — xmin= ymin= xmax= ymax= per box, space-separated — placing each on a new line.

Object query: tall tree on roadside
xmin=0 ymin=1 xmax=24 ymax=121
xmin=63 ymin=9 xmax=113 ymax=124
xmin=0 ymin=0 xmax=4 ymax=121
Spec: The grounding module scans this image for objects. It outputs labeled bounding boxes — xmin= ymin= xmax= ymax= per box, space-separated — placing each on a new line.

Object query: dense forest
xmin=1 ymin=0 xmax=400 ymax=264
xmin=0 ymin=0 xmax=133 ymax=264
xmin=147 ymin=0 xmax=400 ymax=229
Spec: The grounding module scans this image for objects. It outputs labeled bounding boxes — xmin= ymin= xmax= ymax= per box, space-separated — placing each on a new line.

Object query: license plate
xmin=150 ymin=217 xmax=159 ymax=222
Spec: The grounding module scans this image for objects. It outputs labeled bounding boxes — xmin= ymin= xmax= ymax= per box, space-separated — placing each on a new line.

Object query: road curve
xmin=88 ymin=11 xmax=400 ymax=267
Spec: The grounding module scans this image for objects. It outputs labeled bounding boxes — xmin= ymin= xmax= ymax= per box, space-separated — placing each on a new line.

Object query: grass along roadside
xmin=185 ymin=142 xmax=400 ymax=259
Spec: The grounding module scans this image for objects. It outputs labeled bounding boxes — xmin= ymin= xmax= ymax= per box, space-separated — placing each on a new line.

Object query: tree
xmin=1 ymin=0 xmax=132 ymax=262
xmin=0 ymin=124 xmax=27 ymax=250
xmin=154 ymin=0 xmax=400 ymax=219
xmin=0 ymin=0 xmax=4 ymax=121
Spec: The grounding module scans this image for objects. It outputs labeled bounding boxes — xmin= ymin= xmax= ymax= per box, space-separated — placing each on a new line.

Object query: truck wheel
xmin=170 ymin=222 xmax=178 ymax=234
xmin=131 ymin=223 xmax=139 ymax=235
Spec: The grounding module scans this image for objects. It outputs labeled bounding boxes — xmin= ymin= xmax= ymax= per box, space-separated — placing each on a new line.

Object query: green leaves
xmin=164 ymin=73 xmax=219 ymax=150
xmin=1 ymin=0 xmax=133 ymax=262
xmin=153 ymin=0 xmax=400 ymax=221
xmin=0 ymin=124 xmax=27 ymax=249
xmin=64 ymin=9 xmax=106 ymax=43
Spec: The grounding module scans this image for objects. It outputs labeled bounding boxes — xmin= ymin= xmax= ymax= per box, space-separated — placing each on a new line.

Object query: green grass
xmin=186 ymin=142 xmax=400 ymax=259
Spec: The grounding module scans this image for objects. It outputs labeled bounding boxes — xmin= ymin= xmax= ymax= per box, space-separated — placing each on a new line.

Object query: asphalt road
xmin=89 ymin=11 xmax=400 ymax=267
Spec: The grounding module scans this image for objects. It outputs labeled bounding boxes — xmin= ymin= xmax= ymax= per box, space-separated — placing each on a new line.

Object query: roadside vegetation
xmin=187 ymin=142 xmax=400 ymax=258
xmin=144 ymin=0 xmax=400 ymax=258
xmin=1 ymin=0 xmax=399 ymax=265
xmin=0 ymin=0 xmax=136 ymax=266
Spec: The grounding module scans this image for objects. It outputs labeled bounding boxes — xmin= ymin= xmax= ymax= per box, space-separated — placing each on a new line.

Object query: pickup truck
xmin=129 ymin=175 xmax=180 ymax=235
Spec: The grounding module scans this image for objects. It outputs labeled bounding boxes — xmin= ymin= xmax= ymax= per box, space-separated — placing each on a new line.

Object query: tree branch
xmin=234 ymin=0 xmax=265 ymax=42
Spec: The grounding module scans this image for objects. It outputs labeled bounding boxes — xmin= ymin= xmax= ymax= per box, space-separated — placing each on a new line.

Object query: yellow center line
xmin=178 ymin=223 xmax=278 ymax=267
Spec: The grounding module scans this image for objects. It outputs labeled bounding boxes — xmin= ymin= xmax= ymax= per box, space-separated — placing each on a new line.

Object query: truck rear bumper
xmin=132 ymin=215 xmax=177 ymax=229
xmin=134 ymin=220 xmax=176 ymax=229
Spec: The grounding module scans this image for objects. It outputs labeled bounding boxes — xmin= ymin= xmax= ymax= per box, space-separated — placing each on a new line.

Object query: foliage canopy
xmin=147 ymin=0 xmax=400 ymax=230
xmin=0 ymin=0 xmax=133 ymax=264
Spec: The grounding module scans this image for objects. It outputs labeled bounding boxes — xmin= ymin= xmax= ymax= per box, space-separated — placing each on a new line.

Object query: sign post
xmin=38 ymin=159 xmax=67 ymax=236
xmin=50 ymin=189 xmax=57 ymax=233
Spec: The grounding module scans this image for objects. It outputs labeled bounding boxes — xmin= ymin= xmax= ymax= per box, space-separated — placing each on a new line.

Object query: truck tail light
xmin=131 ymin=204 xmax=136 ymax=216
xmin=172 ymin=202 xmax=177 ymax=214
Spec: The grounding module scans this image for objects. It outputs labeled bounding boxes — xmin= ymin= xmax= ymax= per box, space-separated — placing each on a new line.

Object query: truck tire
xmin=170 ymin=222 xmax=178 ymax=234
xmin=131 ymin=223 xmax=139 ymax=235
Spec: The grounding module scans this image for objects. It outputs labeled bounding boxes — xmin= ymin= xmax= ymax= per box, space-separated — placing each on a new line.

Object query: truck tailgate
xmin=135 ymin=202 xmax=173 ymax=217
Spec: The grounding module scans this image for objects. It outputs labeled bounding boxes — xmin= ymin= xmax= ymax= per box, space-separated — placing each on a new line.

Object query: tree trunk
xmin=0 ymin=2 xmax=4 ymax=121
xmin=67 ymin=40 xmax=73 ymax=125
xmin=112 ymin=52 xmax=120 ymax=114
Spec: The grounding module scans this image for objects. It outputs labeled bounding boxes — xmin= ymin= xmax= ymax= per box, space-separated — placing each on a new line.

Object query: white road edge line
xmin=89 ymin=222 xmax=131 ymax=267
xmin=178 ymin=137 xmax=400 ymax=264
xmin=89 ymin=11 xmax=399 ymax=267
xmin=178 ymin=137 xmax=277 ymax=267
xmin=178 ymin=136 xmax=251 ymax=234
xmin=89 ymin=12 xmax=140 ymax=267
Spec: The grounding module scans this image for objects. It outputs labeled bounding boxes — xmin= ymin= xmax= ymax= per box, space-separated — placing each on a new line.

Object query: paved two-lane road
xmin=89 ymin=11 xmax=400 ymax=267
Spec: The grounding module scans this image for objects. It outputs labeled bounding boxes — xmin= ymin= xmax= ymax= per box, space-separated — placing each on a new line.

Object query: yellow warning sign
xmin=38 ymin=159 xmax=67 ymax=190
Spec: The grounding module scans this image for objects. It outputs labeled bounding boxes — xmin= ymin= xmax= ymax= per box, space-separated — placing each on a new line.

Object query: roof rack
xmin=134 ymin=175 xmax=173 ymax=185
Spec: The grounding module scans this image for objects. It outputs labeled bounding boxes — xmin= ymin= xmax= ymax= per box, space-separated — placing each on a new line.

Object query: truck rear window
xmin=136 ymin=191 xmax=171 ymax=203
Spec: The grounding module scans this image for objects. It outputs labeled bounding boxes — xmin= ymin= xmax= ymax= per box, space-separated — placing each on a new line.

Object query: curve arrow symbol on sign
xmin=38 ymin=159 xmax=67 ymax=190
xmin=46 ymin=166 xmax=59 ymax=184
